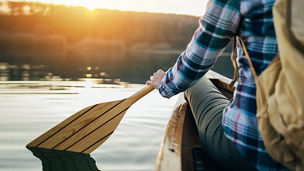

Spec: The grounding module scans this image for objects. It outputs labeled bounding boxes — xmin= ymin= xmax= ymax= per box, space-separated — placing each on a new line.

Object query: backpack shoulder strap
xmin=229 ymin=37 xmax=238 ymax=88
xmin=238 ymin=36 xmax=257 ymax=79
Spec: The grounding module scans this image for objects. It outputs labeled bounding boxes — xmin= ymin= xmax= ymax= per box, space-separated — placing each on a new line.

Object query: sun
xmin=75 ymin=1 xmax=102 ymax=11
xmin=83 ymin=3 xmax=97 ymax=11
xmin=55 ymin=0 xmax=101 ymax=11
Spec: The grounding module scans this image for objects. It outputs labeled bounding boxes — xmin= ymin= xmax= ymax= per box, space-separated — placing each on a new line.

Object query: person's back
xmin=147 ymin=0 xmax=289 ymax=170
xmin=222 ymin=1 xmax=283 ymax=170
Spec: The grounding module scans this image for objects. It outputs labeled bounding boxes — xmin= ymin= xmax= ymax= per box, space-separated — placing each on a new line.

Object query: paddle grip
xmin=130 ymin=85 xmax=154 ymax=101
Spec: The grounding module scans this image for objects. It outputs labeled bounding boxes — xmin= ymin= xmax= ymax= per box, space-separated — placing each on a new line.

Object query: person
xmin=146 ymin=0 xmax=289 ymax=170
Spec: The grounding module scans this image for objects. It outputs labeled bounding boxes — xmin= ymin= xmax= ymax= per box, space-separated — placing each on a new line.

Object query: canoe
xmin=155 ymin=71 xmax=234 ymax=171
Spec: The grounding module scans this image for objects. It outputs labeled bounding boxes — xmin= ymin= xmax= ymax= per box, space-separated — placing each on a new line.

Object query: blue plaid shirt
xmin=158 ymin=0 xmax=288 ymax=170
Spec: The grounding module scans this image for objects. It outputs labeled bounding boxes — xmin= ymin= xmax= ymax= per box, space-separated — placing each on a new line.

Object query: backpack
xmin=237 ymin=0 xmax=304 ymax=170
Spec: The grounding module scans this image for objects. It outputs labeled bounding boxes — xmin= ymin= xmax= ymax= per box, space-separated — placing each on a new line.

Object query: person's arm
xmin=154 ymin=0 xmax=241 ymax=98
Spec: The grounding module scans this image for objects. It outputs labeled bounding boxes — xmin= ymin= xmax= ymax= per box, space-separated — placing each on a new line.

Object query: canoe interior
xmin=156 ymin=71 xmax=234 ymax=171
xmin=181 ymin=103 xmax=220 ymax=171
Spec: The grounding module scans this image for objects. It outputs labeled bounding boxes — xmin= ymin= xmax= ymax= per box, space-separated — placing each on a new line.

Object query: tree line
xmin=0 ymin=1 xmax=233 ymax=82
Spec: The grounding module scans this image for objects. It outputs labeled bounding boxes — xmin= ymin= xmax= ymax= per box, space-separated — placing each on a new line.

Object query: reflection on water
xmin=0 ymin=52 xmax=234 ymax=84
xmin=27 ymin=147 xmax=100 ymax=171
xmin=0 ymin=62 xmax=119 ymax=83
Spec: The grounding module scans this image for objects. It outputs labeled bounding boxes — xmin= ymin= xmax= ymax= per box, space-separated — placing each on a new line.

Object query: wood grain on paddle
xmin=27 ymin=85 xmax=154 ymax=154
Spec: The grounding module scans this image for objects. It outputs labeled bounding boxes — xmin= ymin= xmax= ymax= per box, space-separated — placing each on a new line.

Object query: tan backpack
xmin=237 ymin=0 xmax=304 ymax=170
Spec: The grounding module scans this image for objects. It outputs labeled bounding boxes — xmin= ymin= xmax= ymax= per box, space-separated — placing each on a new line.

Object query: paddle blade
xmin=27 ymin=98 xmax=133 ymax=154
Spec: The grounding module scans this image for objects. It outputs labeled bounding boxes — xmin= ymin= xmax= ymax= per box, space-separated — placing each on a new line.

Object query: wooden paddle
xmin=27 ymin=85 xmax=154 ymax=154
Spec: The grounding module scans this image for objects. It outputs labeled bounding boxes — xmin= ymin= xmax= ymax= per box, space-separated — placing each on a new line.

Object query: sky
xmin=4 ymin=0 xmax=208 ymax=16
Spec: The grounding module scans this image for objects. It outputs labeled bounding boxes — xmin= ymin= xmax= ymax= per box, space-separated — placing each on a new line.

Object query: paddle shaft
xmin=130 ymin=85 xmax=154 ymax=102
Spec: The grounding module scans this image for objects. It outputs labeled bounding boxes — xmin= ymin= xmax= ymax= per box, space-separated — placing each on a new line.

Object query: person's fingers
xmin=146 ymin=80 xmax=158 ymax=89
xmin=146 ymin=69 xmax=166 ymax=89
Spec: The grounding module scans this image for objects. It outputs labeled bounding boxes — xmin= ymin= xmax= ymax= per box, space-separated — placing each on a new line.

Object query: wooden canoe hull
xmin=155 ymin=71 xmax=234 ymax=171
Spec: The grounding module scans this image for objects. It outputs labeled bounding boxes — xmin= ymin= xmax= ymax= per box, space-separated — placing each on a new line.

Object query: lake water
xmin=0 ymin=79 xmax=178 ymax=171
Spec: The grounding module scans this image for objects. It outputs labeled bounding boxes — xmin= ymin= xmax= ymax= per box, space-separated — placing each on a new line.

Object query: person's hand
xmin=146 ymin=69 xmax=166 ymax=89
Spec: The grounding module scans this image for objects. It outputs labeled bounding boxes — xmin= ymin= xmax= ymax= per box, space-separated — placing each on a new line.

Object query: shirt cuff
xmin=158 ymin=79 xmax=177 ymax=99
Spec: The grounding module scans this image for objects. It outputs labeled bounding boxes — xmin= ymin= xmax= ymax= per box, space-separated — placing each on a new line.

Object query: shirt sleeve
xmin=158 ymin=0 xmax=241 ymax=98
